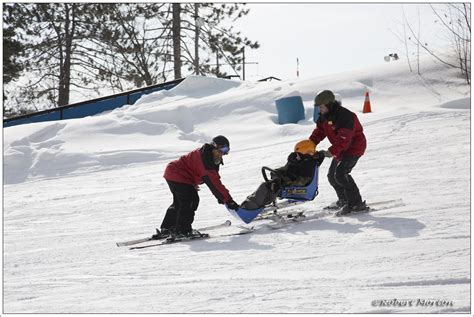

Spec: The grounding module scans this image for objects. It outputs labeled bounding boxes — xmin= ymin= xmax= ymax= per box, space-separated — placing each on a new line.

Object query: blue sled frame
xmin=226 ymin=165 xmax=319 ymax=224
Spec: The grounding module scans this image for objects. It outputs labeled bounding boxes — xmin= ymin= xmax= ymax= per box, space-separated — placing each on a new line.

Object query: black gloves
xmin=227 ymin=200 xmax=240 ymax=211
xmin=287 ymin=152 xmax=299 ymax=162
xmin=321 ymin=150 xmax=333 ymax=158
xmin=315 ymin=151 xmax=326 ymax=166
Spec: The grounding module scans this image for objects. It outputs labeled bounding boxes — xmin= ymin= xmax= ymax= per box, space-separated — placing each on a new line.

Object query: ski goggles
xmin=218 ymin=146 xmax=230 ymax=155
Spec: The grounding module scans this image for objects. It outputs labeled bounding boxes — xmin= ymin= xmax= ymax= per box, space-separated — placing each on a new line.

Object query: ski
xmin=255 ymin=200 xmax=307 ymax=220
xmin=255 ymin=206 xmax=306 ymax=221
xmin=116 ymin=236 xmax=160 ymax=247
xmin=265 ymin=210 xmax=331 ymax=229
xmin=130 ymin=233 xmax=211 ymax=250
xmin=129 ymin=227 xmax=254 ymax=250
xmin=116 ymin=220 xmax=232 ymax=247
xmin=334 ymin=199 xmax=404 ymax=217
xmin=265 ymin=199 xmax=404 ymax=229
xmin=124 ymin=198 xmax=404 ymax=248
xmin=367 ymin=198 xmax=404 ymax=208
xmin=255 ymin=198 xmax=403 ymax=222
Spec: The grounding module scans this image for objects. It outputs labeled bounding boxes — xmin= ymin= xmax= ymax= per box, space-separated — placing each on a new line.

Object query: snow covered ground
xmin=3 ymin=57 xmax=470 ymax=313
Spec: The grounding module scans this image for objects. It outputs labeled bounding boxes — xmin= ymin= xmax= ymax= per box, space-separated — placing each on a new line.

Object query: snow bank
xmin=4 ymin=58 xmax=469 ymax=185
xmin=133 ymin=75 xmax=241 ymax=107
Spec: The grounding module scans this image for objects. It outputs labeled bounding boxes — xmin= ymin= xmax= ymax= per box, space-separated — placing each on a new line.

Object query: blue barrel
xmin=275 ymin=96 xmax=305 ymax=124
xmin=313 ymin=105 xmax=320 ymax=123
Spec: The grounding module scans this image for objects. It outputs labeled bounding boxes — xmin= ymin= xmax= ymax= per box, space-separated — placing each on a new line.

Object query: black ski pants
xmin=327 ymin=155 xmax=362 ymax=206
xmin=160 ymin=180 xmax=199 ymax=235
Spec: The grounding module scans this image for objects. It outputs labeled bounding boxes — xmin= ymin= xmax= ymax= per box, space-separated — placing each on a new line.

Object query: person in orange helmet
xmin=240 ymin=140 xmax=325 ymax=210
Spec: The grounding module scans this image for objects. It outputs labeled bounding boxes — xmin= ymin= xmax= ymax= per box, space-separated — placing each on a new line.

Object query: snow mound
xmin=439 ymin=97 xmax=471 ymax=109
xmin=169 ymin=75 xmax=241 ymax=98
xmin=133 ymin=75 xmax=241 ymax=107
xmin=3 ymin=58 xmax=470 ymax=186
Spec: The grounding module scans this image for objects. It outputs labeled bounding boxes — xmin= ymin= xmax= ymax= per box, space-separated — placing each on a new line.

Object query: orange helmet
xmin=294 ymin=140 xmax=316 ymax=155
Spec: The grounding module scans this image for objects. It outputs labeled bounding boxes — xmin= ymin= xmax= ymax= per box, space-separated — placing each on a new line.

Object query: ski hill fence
xmin=3 ymin=78 xmax=185 ymax=128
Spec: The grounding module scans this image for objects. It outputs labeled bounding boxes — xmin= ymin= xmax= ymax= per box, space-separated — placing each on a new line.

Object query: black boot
xmin=337 ymin=201 xmax=369 ymax=216
xmin=168 ymin=229 xmax=208 ymax=241
xmin=151 ymin=228 xmax=173 ymax=240
xmin=323 ymin=199 xmax=347 ymax=210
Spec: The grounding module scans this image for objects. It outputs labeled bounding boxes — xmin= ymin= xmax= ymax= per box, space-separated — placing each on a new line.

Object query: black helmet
xmin=212 ymin=135 xmax=229 ymax=148
xmin=314 ymin=90 xmax=335 ymax=106
xmin=315 ymin=90 xmax=339 ymax=112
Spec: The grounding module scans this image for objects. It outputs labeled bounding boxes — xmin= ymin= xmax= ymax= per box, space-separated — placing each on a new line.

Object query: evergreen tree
xmin=2 ymin=8 xmax=24 ymax=86
xmin=196 ymin=3 xmax=260 ymax=78
xmin=93 ymin=3 xmax=260 ymax=83
xmin=92 ymin=3 xmax=174 ymax=91
xmin=3 ymin=3 xmax=260 ymax=114
xmin=2 ymin=5 xmax=25 ymax=106
xmin=165 ymin=3 xmax=259 ymax=79
xmin=3 ymin=3 xmax=106 ymax=109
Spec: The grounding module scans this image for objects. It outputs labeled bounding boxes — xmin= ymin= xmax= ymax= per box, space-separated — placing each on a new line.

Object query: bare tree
xmin=403 ymin=22 xmax=413 ymax=73
xmin=402 ymin=4 xmax=471 ymax=83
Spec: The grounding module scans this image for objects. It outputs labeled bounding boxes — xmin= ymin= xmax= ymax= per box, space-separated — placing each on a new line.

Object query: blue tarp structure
xmin=4 ymin=78 xmax=184 ymax=127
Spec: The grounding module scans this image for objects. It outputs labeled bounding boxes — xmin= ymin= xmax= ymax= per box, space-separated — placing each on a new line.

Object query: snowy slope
xmin=3 ymin=57 xmax=470 ymax=313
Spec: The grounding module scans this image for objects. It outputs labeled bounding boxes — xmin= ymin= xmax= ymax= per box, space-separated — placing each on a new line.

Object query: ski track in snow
xmin=3 ymin=59 xmax=470 ymax=313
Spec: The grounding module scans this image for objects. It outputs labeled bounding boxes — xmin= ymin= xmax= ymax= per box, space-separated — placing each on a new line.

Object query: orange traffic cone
xmin=363 ymin=91 xmax=372 ymax=113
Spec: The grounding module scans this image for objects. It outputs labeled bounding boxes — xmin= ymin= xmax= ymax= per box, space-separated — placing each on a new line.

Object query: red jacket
xmin=310 ymin=103 xmax=366 ymax=160
xmin=164 ymin=144 xmax=232 ymax=204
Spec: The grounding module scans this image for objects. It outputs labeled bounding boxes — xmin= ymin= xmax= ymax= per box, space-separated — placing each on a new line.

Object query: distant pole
xmin=296 ymin=58 xmax=300 ymax=78
xmin=242 ymin=47 xmax=246 ymax=81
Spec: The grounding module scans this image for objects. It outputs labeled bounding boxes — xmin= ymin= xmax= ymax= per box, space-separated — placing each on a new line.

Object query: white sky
xmin=231 ymin=3 xmax=449 ymax=80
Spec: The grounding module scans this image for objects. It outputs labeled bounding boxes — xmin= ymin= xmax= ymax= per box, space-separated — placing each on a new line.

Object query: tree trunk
xmin=416 ymin=8 xmax=421 ymax=75
xmin=194 ymin=3 xmax=200 ymax=75
xmin=242 ymin=47 xmax=245 ymax=80
xmin=58 ymin=3 xmax=75 ymax=106
xmin=172 ymin=3 xmax=182 ymax=79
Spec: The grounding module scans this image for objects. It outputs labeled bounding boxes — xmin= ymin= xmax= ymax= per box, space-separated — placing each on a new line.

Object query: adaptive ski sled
xmin=226 ymin=164 xmax=320 ymax=224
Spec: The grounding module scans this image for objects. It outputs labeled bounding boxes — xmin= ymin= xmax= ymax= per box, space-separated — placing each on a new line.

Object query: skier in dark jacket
xmin=310 ymin=90 xmax=368 ymax=215
xmin=159 ymin=135 xmax=239 ymax=238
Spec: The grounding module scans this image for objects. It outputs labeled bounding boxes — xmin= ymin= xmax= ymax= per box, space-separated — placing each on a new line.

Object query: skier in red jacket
xmin=159 ymin=135 xmax=239 ymax=238
xmin=310 ymin=90 xmax=368 ymax=215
